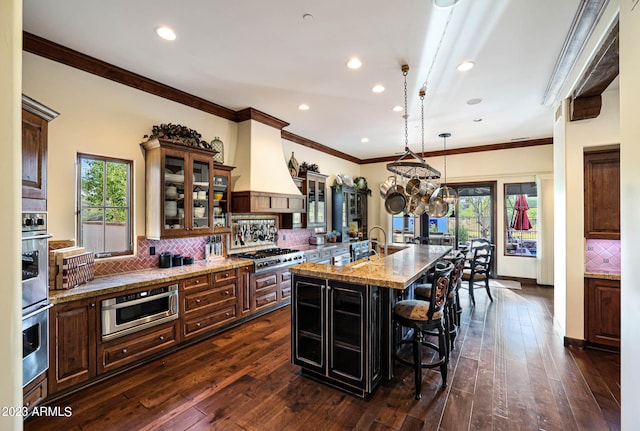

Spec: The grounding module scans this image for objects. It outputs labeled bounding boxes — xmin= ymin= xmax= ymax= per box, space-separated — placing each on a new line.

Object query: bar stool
xmin=415 ymin=253 xmax=466 ymax=351
xmin=393 ymin=261 xmax=454 ymax=399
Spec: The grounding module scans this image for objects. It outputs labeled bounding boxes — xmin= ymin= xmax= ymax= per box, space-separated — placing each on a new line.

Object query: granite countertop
xmin=584 ymin=272 xmax=621 ymax=281
xmin=289 ymin=244 xmax=452 ymax=290
xmin=48 ymin=258 xmax=253 ymax=304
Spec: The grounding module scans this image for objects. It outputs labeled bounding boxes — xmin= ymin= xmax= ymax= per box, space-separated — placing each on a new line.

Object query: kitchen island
xmin=289 ymin=244 xmax=452 ymax=397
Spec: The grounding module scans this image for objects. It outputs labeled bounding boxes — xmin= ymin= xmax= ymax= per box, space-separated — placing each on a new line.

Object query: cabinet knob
xmin=224 ymin=273 xmax=229 ymax=278
xmin=224 ymin=291 xmax=230 ymax=295
xmin=196 ymin=322 xmax=201 ymax=327
xmin=196 ymin=299 xmax=201 ymax=303
xmin=225 ymin=312 xmax=230 ymax=317
xmin=91 ymin=303 xmax=96 ymax=308
xmin=25 ymin=402 xmax=30 ymax=408
xmin=122 ymin=349 xmax=128 ymax=354
xmin=159 ymin=335 xmax=165 ymax=341
xmin=195 ymin=279 xmax=200 ymax=284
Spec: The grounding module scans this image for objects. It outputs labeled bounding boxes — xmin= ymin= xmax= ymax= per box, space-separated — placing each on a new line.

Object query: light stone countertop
xmin=48 ymin=258 xmax=253 ymax=304
xmin=584 ymin=272 xmax=621 ymax=281
xmin=289 ymin=244 xmax=452 ymax=290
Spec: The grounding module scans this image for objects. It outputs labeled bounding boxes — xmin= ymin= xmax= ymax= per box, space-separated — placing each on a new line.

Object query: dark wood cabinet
xmin=292 ymin=275 xmax=382 ymax=396
xmin=180 ymin=270 xmax=239 ymax=341
xmin=584 ymin=149 xmax=620 ymax=239
xmin=21 ymin=95 xmax=59 ymax=211
xmin=232 ymin=190 xmax=305 ymax=214
xmin=332 ymin=186 xmax=368 ymax=242
xmin=304 ymin=172 xmax=328 ymax=230
xmin=585 ymin=278 xmax=620 ymax=348
xmin=142 ymin=138 xmax=234 ymax=239
xmin=49 ymin=298 xmax=97 ymax=394
xmin=98 ymin=321 xmax=179 ymax=373
xmin=23 ymin=372 xmax=47 ymax=416
xmin=239 ymin=266 xmax=252 ymax=318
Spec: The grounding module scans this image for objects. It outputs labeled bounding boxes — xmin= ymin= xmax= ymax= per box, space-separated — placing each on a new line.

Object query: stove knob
xmin=24 ymin=218 xmax=34 ymax=226
xmin=256 ymin=263 xmax=263 ymax=268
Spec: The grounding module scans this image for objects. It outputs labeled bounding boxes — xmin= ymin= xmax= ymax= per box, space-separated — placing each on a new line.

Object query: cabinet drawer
xmin=255 ymin=273 xmax=278 ymax=291
xmin=320 ymin=249 xmax=332 ymax=259
xmin=305 ymin=251 xmax=320 ymax=262
xmin=213 ymin=269 xmax=237 ymax=284
xmin=99 ymin=322 xmax=178 ymax=373
xmin=183 ymin=275 xmax=210 ymax=291
xmin=183 ymin=305 xmax=237 ymax=339
xmin=255 ymin=291 xmax=278 ymax=309
xmin=184 ymin=283 xmax=237 ymax=314
xmin=23 ymin=375 xmax=47 ymax=415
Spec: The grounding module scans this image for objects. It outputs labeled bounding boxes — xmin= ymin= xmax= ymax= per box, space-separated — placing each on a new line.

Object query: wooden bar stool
xmin=415 ymin=253 xmax=466 ymax=350
xmin=393 ymin=261 xmax=454 ymax=399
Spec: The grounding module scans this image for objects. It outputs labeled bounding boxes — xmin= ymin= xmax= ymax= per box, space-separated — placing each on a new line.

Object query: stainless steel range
xmin=236 ymin=248 xmax=305 ymax=274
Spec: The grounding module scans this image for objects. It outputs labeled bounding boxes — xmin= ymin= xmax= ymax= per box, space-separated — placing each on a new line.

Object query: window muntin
xmin=78 ymin=154 xmax=133 ymax=258
xmin=504 ymin=182 xmax=537 ymax=257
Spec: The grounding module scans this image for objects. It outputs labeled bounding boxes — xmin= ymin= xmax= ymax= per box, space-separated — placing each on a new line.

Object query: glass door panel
xmin=164 ymin=155 xmax=185 ymax=230
xmin=308 ymin=179 xmax=316 ymax=224
xmin=191 ymin=160 xmax=210 ymax=230
xmin=213 ymin=171 xmax=229 ymax=228
xmin=317 ymin=181 xmax=325 ymax=223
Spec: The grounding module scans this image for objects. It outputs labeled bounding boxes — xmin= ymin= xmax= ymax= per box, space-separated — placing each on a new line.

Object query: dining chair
xmin=461 ymin=243 xmax=493 ymax=305
xmin=393 ymin=261 xmax=454 ymax=399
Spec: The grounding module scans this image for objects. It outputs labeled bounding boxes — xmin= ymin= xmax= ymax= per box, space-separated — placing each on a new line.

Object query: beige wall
xmin=361 ymin=144 xmax=554 ymax=279
xmin=0 ymin=0 xmax=23 ymax=429
xmin=620 ymin=1 xmax=640 ymax=426
xmin=22 ymin=53 xmax=239 ymax=245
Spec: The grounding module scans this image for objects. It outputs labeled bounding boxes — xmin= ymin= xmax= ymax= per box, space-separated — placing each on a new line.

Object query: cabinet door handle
xmin=225 ymin=312 xmax=230 ymax=317
xmin=159 ymin=335 xmax=165 ymax=341
xmin=122 ymin=349 xmax=128 ymax=354
xmin=196 ymin=322 xmax=201 ymax=327
xmin=196 ymin=299 xmax=201 ymax=303
xmin=224 ymin=290 xmax=230 ymax=295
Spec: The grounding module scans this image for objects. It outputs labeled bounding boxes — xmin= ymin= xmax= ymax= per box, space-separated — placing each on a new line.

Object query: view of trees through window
xmin=78 ymin=154 xmax=132 ymax=257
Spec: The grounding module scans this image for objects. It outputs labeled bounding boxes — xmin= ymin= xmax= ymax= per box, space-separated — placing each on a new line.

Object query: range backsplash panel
xmin=585 ymin=238 xmax=621 ymax=275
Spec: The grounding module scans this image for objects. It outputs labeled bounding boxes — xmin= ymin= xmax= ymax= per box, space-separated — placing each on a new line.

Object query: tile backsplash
xmin=585 ymin=239 xmax=621 ymax=275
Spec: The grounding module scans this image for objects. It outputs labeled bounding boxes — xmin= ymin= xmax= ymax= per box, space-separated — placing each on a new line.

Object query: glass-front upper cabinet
xmin=142 ymin=138 xmax=233 ymax=239
xmin=213 ymin=164 xmax=234 ymax=233
xmin=304 ymin=171 xmax=328 ymax=230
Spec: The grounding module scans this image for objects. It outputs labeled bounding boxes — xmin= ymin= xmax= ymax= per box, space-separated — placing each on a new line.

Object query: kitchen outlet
xmin=150 ymin=246 xmax=156 ymax=255
xmin=283 ymin=234 xmax=286 ymax=240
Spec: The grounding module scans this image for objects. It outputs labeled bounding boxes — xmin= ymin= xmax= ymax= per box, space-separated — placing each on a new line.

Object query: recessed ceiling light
xmin=433 ymin=0 xmax=461 ymax=9
xmin=457 ymin=61 xmax=475 ymax=72
xmin=298 ymin=104 xmax=310 ymax=111
xmin=372 ymin=84 xmax=385 ymax=93
xmin=347 ymin=57 xmax=362 ymax=69
xmin=392 ymin=105 xmax=404 ymax=112
xmin=302 ymin=13 xmax=313 ymax=21
xmin=361 ymin=137 xmax=369 ymax=143
xmin=473 ymin=118 xmax=483 ymax=122
xmin=467 ymin=98 xmax=482 ymax=105
xmin=155 ymin=26 xmax=177 ymax=41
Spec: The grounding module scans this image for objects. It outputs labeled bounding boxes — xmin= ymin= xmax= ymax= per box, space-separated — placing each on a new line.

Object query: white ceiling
xmin=23 ymin=0 xmax=582 ymax=160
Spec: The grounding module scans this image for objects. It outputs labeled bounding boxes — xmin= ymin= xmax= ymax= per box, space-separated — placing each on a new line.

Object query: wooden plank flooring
xmin=25 ymin=283 xmax=620 ymax=430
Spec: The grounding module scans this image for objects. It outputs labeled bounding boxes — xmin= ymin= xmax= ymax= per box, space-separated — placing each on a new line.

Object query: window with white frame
xmin=77 ymin=153 xmax=133 ymax=257
xmin=504 ymin=182 xmax=537 ymax=257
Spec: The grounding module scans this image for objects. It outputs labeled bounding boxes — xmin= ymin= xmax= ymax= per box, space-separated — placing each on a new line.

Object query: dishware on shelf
xmin=197 ymin=191 xmax=207 ymax=200
xmin=213 ymin=192 xmax=223 ymax=200
xmin=165 ymin=185 xmax=178 ymax=198
xmin=193 ymin=207 xmax=206 ymax=218
xmin=213 ymin=207 xmax=222 ymax=215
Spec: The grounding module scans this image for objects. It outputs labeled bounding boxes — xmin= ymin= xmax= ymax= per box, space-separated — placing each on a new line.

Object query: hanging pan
xmin=384 ymin=185 xmax=407 ymax=215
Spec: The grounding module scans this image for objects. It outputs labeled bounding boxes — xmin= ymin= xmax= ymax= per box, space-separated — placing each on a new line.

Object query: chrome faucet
xmin=368 ymin=225 xmax=387 ymax=258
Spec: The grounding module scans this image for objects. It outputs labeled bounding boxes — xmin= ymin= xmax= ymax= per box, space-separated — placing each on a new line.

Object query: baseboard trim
xmin=564 ymin=336 xmax=586 ymax=349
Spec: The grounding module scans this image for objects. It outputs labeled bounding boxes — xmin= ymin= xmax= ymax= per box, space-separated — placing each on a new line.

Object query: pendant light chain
xmin=403 ymin=66 xmax=409 ymax=150
xmin=420 ymin=89 xmax=425 ymax=156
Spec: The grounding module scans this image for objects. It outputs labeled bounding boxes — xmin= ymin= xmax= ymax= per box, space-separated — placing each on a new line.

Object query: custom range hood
xmin=231 ymin=110 xmax=305 ymax=214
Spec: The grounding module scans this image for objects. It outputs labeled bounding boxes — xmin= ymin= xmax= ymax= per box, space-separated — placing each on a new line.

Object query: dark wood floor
xmin=26 ymin=283 xmax=620 ymax=431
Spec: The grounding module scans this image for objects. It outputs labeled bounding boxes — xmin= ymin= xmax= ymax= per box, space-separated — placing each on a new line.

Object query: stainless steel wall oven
xmin=101 ymin=284 xmax=179 ymax=341
xmin=22 ymin=212 xmax=52 ymax=387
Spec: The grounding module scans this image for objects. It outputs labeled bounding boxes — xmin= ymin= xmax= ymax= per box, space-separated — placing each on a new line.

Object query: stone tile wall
xmin=585 ymin=238 xmax=621 ymax=275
